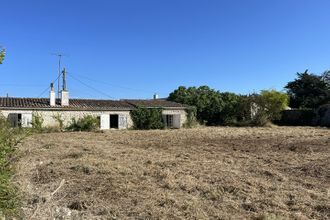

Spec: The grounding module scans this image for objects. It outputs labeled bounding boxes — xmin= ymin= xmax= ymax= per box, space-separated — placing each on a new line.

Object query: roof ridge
xmin=0 ymin=97 xmax=188 ymax=109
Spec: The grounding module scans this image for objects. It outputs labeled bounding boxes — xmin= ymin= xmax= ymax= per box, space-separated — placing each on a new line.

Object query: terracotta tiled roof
xmin=125 ymin=99 xmax=188 ymax=108
xmin=0 ymin=97 xmax=187 ymax=110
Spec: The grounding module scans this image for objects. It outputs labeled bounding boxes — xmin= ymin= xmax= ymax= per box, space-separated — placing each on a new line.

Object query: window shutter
xmin=119 ymin=115 xmax=127 ymax=129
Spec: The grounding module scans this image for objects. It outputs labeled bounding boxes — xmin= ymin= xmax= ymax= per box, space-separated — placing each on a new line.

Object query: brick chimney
xmin=50 ymin=83 xmax=56 ymax=106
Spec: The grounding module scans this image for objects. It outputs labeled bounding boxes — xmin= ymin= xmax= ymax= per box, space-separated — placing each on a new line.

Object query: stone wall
xmin=278 ymin=107 xmax=330 ymax=127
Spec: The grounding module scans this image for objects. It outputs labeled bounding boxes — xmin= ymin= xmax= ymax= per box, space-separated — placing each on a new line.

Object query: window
xmin=165 ymin=115 xmax=174 ymax=128
xmin=7 ymin=113 xmax=22 ymax=127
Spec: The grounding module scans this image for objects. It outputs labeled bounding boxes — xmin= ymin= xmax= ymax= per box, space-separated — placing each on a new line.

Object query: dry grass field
xmin=13 ymin=127 xmax=330 ymax=219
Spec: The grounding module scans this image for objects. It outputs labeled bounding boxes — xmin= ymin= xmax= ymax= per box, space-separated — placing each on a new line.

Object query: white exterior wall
xmin=0 ymin=110 xmax=133 ymax=129
xmin=162 ymin=109 xmax=187 ymax=128
xmin=0 ymin=108 xmax=188 ymax=129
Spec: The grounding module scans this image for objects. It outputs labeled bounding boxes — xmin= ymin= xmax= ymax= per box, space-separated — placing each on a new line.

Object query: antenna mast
xmin=52 ymin=53 xmax=66 ymax=98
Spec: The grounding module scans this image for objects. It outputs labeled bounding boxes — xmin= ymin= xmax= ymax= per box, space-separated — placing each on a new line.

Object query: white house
xmin=0 ymin=84 xmax=189 ymax=129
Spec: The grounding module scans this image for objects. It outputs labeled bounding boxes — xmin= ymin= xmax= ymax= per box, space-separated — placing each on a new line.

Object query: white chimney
xmin=153 ymin=93 xmax=159 ymax=100
xmin=50 ymin=83 xmax=56 ymax=106
xmin=61 ymin=68 xmax=69 ymax=106
xmin=61 ymin=90 xmax=69 ymax=106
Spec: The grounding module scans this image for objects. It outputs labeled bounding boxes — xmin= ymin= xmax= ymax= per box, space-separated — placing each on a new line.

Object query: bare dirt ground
xmin=13 ymin=127 xmax=330 ymax=219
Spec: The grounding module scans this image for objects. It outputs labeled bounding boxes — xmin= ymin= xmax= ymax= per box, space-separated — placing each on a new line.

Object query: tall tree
xmin=321 ymin=70 xmax=330 ymax=85
xmin=285 ymin=70 xmax=330 ymax=109
xmin=168 ymin=86 xmax=224 ymax=125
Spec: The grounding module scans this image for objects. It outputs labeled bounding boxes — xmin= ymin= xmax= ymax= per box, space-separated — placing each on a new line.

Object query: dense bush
xmin=66 ymin=115 xmax=99 ymax=131
xmin=0 ymin=114 xmax=27 ymax=217
xmin=130 ymin=107 xmax=164 ymax=130
xmin=258 ymin=90 xmax=289 ymax=121
xmin=183 ymin=108 xmax=198 ymax=128
xmin=168 ymin=86 xmax=289 ymax=126
xmin=31 ymin=112 xmax=44 ymax=132
xmin=52 ymin=113 xmax=64 ymax=130
xmin=235 ymin=91 xmax=289 ymax=126
xmin=168 ymin=86 xmax=230 ymax=125
xmin=217 ymin=92 xmax=242 ymax=125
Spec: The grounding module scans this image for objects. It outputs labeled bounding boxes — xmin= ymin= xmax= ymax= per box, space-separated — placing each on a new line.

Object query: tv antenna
xmin=51 ymin=53 xmax=67 ymax=98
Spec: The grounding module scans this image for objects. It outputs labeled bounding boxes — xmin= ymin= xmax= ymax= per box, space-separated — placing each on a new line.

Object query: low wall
xmin=315 ymin=104 xmax=330 ymax=127
xmin=276 ymin=110 xmax=316 ymax=126
xmin=277 ymin=106 xmax=330 ymax=127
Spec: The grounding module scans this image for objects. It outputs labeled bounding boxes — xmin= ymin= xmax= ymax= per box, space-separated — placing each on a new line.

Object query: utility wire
xmin=68 ymin=74 xmax=115 ymax=99
xmin=37 ymin=72 xmax=62 ymax=98
xmin=71 ymin=73 xmax=156 ymax=94
xmin=0 ymin=84 xmax=45 ymax=87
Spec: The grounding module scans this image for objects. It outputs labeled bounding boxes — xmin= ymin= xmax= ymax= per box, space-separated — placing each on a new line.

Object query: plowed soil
xmin=14 ymin=127 xmax=330 ymax=219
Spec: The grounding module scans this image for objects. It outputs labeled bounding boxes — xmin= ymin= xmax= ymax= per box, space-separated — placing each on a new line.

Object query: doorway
xmin=165 ymin=115 xmax=174 ymax=128
xmin=163 ymin=114 xmax=181 ymax=129
xmin=110 ymin=114 xmax=119 ymax=129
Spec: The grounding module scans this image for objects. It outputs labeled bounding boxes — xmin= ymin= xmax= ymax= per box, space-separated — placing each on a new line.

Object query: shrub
xmin=31 ymin=112 xmax=44 ymax=132
xmin=183 ymin=108 xmax=198 ymax=128
xmin=258 ymin=90 xmax=289 ymax=121
xmin=250 ymin=109 xmax=270 ymax=126
xmin=169 ymin=86 xmax=290 ymax=126
xmin=0 ymin=114 xmax=28 ymax=217
xmin=130 ymin=107 xmax=164 ymax=130
xmin=168 ymin=86 xmax=225 ymax=125
xmin=52 ymin=113 xmax=64 ymax=130
xmin=66 ymin=115 xmax=99 ymax=131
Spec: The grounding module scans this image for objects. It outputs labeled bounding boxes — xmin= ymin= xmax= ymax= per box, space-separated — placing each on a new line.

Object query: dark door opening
xmin=96 ymin=116 xmax=101 ymax=128
xmin=110 ymin=114 xmax=119 ymax=129
xmin=17 ymin=114 xmax=22 ymax=127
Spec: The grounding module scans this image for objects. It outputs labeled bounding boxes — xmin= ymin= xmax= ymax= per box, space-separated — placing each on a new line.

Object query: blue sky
xmin=1 ymin=0 xmax=330 ymax=99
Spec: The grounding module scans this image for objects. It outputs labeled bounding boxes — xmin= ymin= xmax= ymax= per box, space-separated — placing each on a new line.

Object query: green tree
xmin=168 ymin=86 xmax=289 ymax=126
xmin=321 ymin=70 xmax=330 ymax=85
xmin=258 ymin=90 xmax=289 ymax=120
xmin=285 ymin=70 xmax=330 ymax=109
xmin=0 ymin=48 xmax=5 ymax=64
xmin=217 ymin=92 xmax=242 ymax=125
xmin=168 ymin=86 xmax=224 ymax=125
